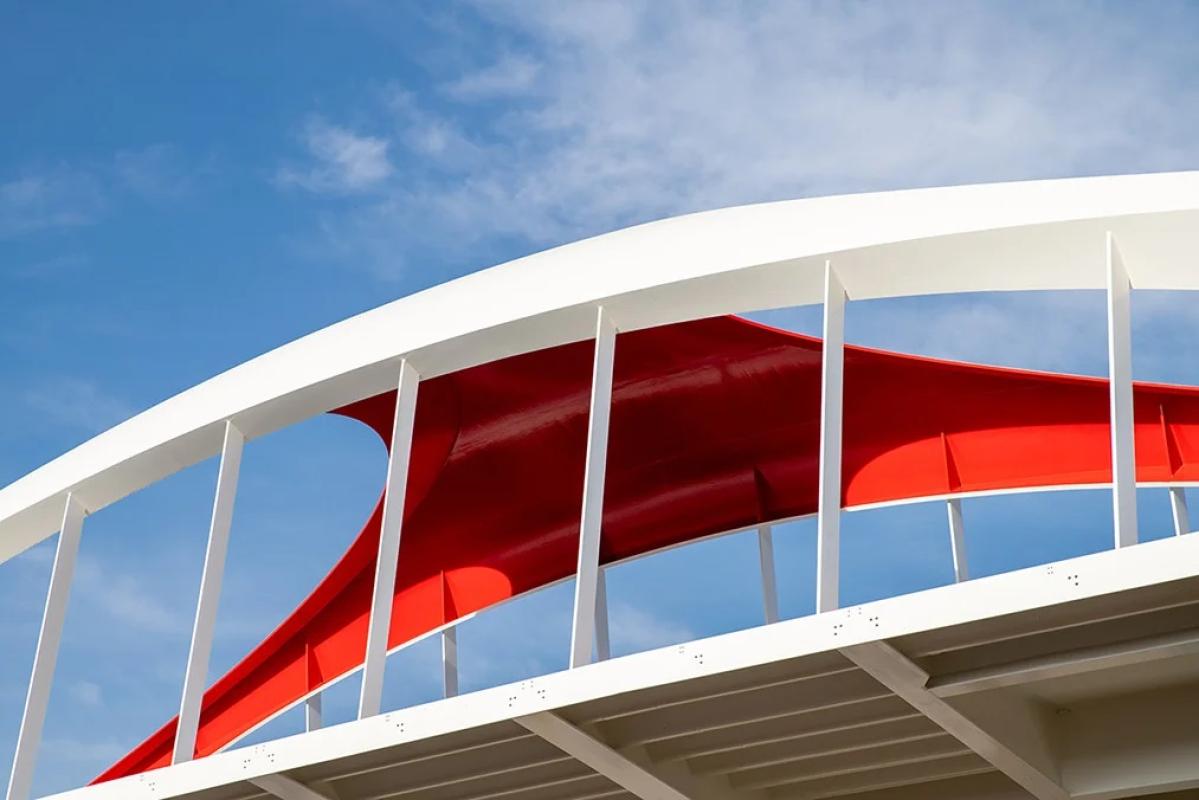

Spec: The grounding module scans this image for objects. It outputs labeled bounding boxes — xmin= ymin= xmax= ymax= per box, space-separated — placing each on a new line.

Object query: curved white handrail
xmin=2 ymin=171 xmax=1198 ymax=563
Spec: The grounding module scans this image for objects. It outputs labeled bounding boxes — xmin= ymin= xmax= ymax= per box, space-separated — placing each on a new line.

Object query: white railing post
xmin=817 ymin=261 xmax=846 ymax=613
xmin=594 ymin=567 xmax=611 ymax=661
xmin=442 ymin=628 xmax=459 ymax=698
xmin=6 ymin=494 xmax=86 ymax=800
xmin=1106 ymin=232 xmax=1138 ymax=548
xmin=946 ymin=498 xmax=968 ymax=582
xmin=1169 ymin=487 xmax=1190 ymax=536
xmin=358 ymin=359 xmax=420 ymax=719
xmin=569 ymin=306 xmax=617 ymax=668
xmin=757 ymin=525 xmax=780 ymax=624
xmin=174 ymin=421 xmax=244 ymax=764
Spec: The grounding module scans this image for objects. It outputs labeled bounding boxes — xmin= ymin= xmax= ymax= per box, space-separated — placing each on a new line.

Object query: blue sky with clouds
xmin=3 ymin=1 xmax=1199 ymax=794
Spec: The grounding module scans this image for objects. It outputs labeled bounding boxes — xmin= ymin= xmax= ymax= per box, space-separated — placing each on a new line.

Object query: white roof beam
xmin=816 ymin=260 xmax=846 ymax=613
xmin=516 ymin=713 xmax=692 ymax=800
xmin=358 ymin=359 xmax=421 ymax=719
xmin=249 ymin=773 xmax=334 ymax=800
xmin=841 ymin=641 xmax=1066 ymax=800
xmin=1106 ymin=231 xmax=1138 ymax=548
xmin=174 ymin=421 xmax=244 ymax=764
xmin=928 ymin=627 xmax=1199 ymax=697
xmin=570 ymin=307 xmax=618 ymax=668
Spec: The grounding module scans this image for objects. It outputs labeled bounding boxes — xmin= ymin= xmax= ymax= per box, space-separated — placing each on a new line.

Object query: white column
xmin=1106 ymin=232 xmax=1138 ymax=549
xmin=174 ymin=421 xmax=244 ymax=764
xmin=569 ymin=307 xmax=617 ymax=668
xmin=6 ymin=494 xmax=86 ymax=800
xmin=594 ymin=567 xmax=611 ymax=661
xmin=816 ymin=261 xmax=846 ymax=613
xmin=946 ymin=498 xmax=968 ymax=583
xmin=304 ymin=693 xmax=322 ymax=732
xmin=442 ymin=627 xmax=459 ymax=698
xmin=757 ymin=525 xmax=780 ymax=624
xmin=359 ymin=359 xmax=421 ymax=719
xmin=1169 ymin=487 xmax=1189 ymax=536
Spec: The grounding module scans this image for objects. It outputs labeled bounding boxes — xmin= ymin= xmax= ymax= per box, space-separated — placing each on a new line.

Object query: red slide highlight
xmin=97 ymin=315 xmax=1199 ymax=780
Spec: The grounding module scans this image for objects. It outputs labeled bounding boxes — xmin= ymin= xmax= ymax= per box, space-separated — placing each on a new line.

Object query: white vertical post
xmin=6 ymin=494 xmax=85 ymax=800
xmin=1106 ymin=232 xmax=1138 ymax=549
xmin=442 ymin=628 xmax=459 ymax=698
xmin=594 ymin=567 xmax=611 ymax=661
xmin=359 ymin=359 xmax=421 ymax=719
xmin=569 ymin=307 xmax=617 ymax=669
xmin=946 ymin=498 xmax=968 ymax=583
xmin=757 ymin=525 xmax=780 ymax=624
xmin=174 ymin=421 xmax=244 ymax=764
xmin=305 ymin=693 xmax=322 ymax=732
xmin=1169 ymin=487 xmax=1190 ymax=536
xmin=817 ymin=261 xmax=846 ymax=613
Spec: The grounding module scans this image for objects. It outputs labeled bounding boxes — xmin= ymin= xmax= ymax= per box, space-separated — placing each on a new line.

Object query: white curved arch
xmin=3 ymin=170 xmax=1199 ymax=562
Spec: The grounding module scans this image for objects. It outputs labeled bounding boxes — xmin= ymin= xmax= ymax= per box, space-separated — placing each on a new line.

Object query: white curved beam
xmin=3 ymin=172 xmax=1199 ymax=563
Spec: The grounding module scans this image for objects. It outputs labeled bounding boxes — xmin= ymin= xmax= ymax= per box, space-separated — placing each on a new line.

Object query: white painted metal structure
xmin=4 ymin=172 xmax=1199 ymax=800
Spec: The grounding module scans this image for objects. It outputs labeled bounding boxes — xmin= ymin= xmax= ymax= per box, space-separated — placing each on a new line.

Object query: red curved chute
xmin=97 ymin=315 xmax=1199 ymax=780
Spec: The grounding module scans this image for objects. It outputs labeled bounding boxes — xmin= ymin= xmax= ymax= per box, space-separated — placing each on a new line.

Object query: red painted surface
xmin=97 ymin=315 xmax=1199 ymax=781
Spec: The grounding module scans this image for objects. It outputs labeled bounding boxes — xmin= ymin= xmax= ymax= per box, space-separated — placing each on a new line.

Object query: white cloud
xmin=610 ymin=602 xmax=694 ymax=653
xmin=278 ymin=120 xmax=394 ymax=194
xmin=299 ymin=1 xmax=1199 ymax=281
xmin=0 ymin=169 xmax=103 ymax=238
xmin=69 ymin=680 xmax=104 ymax=708
xmin=23 ymin=377 xmax=136 ymax=434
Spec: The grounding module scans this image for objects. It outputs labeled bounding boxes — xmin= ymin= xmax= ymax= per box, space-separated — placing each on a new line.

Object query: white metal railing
xmin=5 ymin=228 xmax=1195 ymax=799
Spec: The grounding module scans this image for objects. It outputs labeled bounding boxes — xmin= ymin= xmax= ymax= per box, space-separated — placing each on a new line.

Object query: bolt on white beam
xmin=1106 ymin=232 xmax=1138 ymax=549
xmin=359 ymin=359 xmax=421 ymax=719
xmin=174 ymin=421 xmax=244 ymax=765
xmin=569 ymin=307 xmax=617 ymax=669
xmin=304 ymin=693 xmax=321 ymax=732
xmin=1169 ymin=487 xmax=1190 ymax=536
xmin=816 ymin=260 xmax=846 ymax=613
xmin=946 ymin=498 xmax=968 ymax=583
xmin=5 ymin=494 xmax=85 ymax=800
xmin=516 ymin=713 xmax=692 ymax=800
xmin=442 ymin=627 xmax=459 ymax=698
xmin=595 ymin=567 xmax=611 ymax=661
xmin=757 ymin=525 xmax=780 ymax=624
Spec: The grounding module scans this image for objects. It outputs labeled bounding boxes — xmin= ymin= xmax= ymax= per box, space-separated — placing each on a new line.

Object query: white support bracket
xmin=442 ymin=626 xmax=459 ymax=698
xmin=595 ymin=566 xmax=612 ymax=662
xmin=305 ymin=693 xmax=322 ymax=733
xmin=1106 ymin=231 xmax=1138 ymax=548
xmin=756 ymin=525 xmax=779 ymax=624
xmin=515 ymin=712 xmax=691 ymax=800
xmin=1169 ymin=487 xmax=1189 ymax=536
xmin=174 ymin=421 xmax=245 ymax=764
xmin=359 ymin=359 xmax=421 ymax=719
xmin=842 ymin=640 xmax=1067 ymax=800
xmin=946 ymin=498 xmax=968 ymax=582
xmin=570 ymin=307 xmax=618 ymax=668
xmin=817 ymin=260 xmax=846 ymax=613
xmin=249 ymin=773 xmax=334 ymax=800
xmin=6 ymin=494 xmax=86 ymax=800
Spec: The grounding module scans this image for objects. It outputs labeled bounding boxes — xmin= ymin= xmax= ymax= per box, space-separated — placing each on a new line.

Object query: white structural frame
xmin=5 ymin=495 xmax=85 ymax=800
xmin=1106 ymin=232 xmax=1138 ymax=549
xmin=816 ymin=260 xmax=846 ymax=613
xmin=1169 ymin=486 xmax=1190 ymax=536
xmin=6 ymin=172 xmax=1199 ymax=798
xmin=569 ymin=307 xmax=618 ymax=669
xmin=946 ymin=499 xmax=968 ymax=583
xmin=174 ymin=421 xmax=245 ymax=764
xmin=756 ymin=525 xmax=779 ymax=624
xmin=358 ymin=359 xmax=421 ymax=719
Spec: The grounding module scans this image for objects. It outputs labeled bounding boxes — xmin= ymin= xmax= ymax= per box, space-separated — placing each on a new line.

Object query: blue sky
xmin=3 ymin=1 xmax=1199 ymax=794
